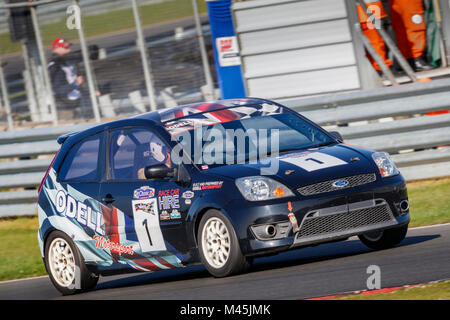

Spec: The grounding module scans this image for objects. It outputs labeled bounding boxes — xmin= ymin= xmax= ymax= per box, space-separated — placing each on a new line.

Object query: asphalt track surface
xmin=1 ymin=224 xmax=449 ymax=300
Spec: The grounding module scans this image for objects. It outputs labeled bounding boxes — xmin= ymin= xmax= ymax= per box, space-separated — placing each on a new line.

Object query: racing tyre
xmin=359 ymin=224 xmax=408 ymax=250
xmin=44 ymin=231 xmax=99 ymax=295
xmin=198 ymin=209 xmax=252 ymax=277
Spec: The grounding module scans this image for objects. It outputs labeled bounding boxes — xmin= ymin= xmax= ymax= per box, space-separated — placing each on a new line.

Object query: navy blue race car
xmin=37 ymin=98 xmax=409 ymax=295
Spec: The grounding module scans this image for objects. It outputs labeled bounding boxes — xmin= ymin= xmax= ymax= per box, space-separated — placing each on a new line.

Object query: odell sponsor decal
xmin=133 ymin=186 xmax=155 ymax=200
xmin=93 ymin=235 xmax=135 ymax=255
xmin=165 ymin=120 xmax=193 ymax=131
xmin=54 ymin=189 xmax=104 ymax=235
xmin=193 ymin=181 xmax=223 ymax=191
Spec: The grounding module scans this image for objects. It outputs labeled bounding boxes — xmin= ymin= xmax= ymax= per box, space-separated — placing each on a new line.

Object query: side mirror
xmin=144 ymin=164 xmax=176 ymax=180
xmin=329 ymin=131 xmax=344 ymax=143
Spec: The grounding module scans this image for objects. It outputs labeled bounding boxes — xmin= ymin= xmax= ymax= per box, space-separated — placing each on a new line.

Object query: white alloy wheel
xmin=48 ymin=237 xmax=76 ymax=288
xmin=201 ymin=217 xmax=231 ymax=269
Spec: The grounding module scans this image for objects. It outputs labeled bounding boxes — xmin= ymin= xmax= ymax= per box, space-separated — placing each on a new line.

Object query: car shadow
xmin=92 ymin=234 xmax=440 ymax=292
xmin=250 ymin=234 xmax=441 ymax=273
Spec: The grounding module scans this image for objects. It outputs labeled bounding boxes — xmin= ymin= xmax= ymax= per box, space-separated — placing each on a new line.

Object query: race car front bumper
xmin=226 ymin=173 xmax=410 ymax=256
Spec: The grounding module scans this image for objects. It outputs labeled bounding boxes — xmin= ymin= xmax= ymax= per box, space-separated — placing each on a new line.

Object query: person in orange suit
xmin=388 ymin=0 xmax=433 ymax=71
xmin=356 ymin=1 xmax=393 ymax=72
xmin=357 ymin=0 xmax=433 ymax=72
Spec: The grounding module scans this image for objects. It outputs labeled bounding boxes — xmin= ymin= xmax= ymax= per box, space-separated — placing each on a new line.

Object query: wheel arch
xmin=192 ymin=206 xmax=235 ymax=246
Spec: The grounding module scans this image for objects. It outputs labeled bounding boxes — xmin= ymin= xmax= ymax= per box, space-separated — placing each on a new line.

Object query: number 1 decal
xmin=305 ymin=158 xmax=324 ymax=165
xmin=281 ymin=152 xmax=347 ymax=172
xmin=132 ymin=198 xmax=166 ymax=252
xmin=142 ymin=219 xmax=153 ymax=246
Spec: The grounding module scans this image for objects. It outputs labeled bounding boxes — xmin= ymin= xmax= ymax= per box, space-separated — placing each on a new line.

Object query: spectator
xmin=48 ymin=38 xmax=87 ymax=117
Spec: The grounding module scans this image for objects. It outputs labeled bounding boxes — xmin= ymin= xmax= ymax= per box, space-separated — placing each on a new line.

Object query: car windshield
xmin=170 ymin=108 xmax=334 ymax=167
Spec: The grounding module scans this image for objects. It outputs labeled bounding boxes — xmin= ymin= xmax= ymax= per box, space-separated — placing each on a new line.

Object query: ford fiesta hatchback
xmin=38 ymin=98 xmax=409 ymax=295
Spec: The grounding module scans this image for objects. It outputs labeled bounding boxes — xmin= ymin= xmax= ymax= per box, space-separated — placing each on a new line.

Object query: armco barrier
xmin=0 ymin=78 xmax=450 ymax=217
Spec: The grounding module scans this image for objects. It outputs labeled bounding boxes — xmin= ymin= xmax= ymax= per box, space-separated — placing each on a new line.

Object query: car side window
xmin=109 ymin=128 xmax=171 ymax=181
xmin=59 ymin=133 xmax=101 ymax=182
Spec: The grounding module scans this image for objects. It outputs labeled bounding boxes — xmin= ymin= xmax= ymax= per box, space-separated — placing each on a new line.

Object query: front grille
xmin=296 ymin=202 xmax=394 ymax=240
xmin=297 ymin=173 xmax=377 ymax=196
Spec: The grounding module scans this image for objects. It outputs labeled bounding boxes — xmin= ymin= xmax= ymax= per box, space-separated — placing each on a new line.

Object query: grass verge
xmin=334 ymin=280 xmax=450 ymax=300
xmin=0 ymin=177 xmax=449 ymax=281
xmin=0 ymin=216 xmax=45 ymax=281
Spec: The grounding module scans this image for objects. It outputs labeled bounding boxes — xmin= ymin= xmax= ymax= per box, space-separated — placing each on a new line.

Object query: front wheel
xmin=359 ymin=224 xmax=408 ymax=250
xmin=44 ymin=231 xmax=99 ymax=295
xmin=198 ymin=210 xmax=252 ymax=277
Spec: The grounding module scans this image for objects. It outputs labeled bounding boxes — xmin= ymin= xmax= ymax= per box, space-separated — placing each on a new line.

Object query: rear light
xmin=38 ymin=151 xmax=59 ymax=197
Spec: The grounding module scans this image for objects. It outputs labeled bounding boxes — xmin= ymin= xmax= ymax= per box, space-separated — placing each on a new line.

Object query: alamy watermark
xmin=66 ymin=5 xmax=81 ymax=30
xmin=366 ymin=265 xmax=381 ymax=290
xmin=366 ymin=5 xmax=381 ymax=30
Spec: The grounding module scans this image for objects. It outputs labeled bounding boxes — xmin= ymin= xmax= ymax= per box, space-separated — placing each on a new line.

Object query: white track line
xmin=0 ymin=275 xmax=48 ymax=285
xmin=410 ymin=222 xmax=450 ymax=230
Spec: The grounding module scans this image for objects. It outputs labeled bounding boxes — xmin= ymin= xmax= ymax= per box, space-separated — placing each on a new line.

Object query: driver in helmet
xmin=137 ymin=138 xmax=171 ymax=179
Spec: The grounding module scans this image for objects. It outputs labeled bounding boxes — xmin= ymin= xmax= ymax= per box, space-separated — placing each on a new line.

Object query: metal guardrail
xmin=1 ymin=78 xmax=450 ymax=217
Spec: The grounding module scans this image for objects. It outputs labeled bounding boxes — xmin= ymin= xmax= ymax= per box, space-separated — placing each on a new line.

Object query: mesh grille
xmin=297 ymin=173 xmax=377 ymax=196
xmin=296 ymin=204 xmax=393 ymax=239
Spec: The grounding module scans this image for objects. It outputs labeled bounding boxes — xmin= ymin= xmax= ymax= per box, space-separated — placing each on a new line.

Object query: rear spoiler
xmin=57 ymin=132 xmax=77 ymax=145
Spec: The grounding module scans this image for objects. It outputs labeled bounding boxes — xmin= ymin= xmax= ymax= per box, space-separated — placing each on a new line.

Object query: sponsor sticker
xmin=158 ymin=189 xmax=180 ymax=211
xmin=192 ymin=181 xmax=223 ymax=191
xmin=160 ymin=211 xmax=171 ymax=221
xmin=93 ymin=235 xmax=134 ymax=255
xmin=54 ymin=189 xmax=104 ymax=235
xmin=133 ymin=186 xmax=155 ymax=200
xmin=182 ymin=191 xmax=195 ymax=199
xmin=170 ymin=210 xmax=181 ymax=219
xmin=158 ymin=189 xmax=180 ymax=197
xmin=134 ymin=201 xmax=157 ymax=215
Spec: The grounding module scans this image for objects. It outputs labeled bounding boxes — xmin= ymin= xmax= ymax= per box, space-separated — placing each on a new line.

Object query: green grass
xmin=0 ymin=177 xmax=449 ymax=282
xmin=407 ymin=177 xmax=450 ymax=228
xmin=0 ymin=0 xmax=207 ymax=56
xmin=0 ymin=216 xmax=45 ymax=281
xmin=334 ymin=280 xmax=450 ymax=300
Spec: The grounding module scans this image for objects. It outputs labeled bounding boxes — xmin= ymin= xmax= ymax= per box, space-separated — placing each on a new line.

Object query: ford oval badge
xmin=332 ymin=180 xmax=349 ymax=188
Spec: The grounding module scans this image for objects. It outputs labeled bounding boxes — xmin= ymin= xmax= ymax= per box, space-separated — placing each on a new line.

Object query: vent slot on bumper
xmin=297 ymin=173 xmax=377 ymax=196
xmin=293 ymin=199 xmax=397 ymax=246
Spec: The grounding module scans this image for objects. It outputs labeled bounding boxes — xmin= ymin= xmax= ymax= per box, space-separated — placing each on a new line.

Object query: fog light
xmin=251 ymin=222 xmax=291 ymax=240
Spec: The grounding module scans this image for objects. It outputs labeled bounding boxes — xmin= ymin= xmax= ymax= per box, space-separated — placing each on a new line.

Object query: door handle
xmin=102 ymin=194 xmax=115 ymax=204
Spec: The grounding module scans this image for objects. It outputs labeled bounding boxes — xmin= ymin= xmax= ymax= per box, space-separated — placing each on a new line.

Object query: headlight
xmin=235 ymin=176 xmax=294 ymax=201
xmin=372 ymin=152 xmax=399 ymax=178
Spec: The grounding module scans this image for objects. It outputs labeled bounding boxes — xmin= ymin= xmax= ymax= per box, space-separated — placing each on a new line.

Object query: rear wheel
xmin=198 ymin=210 xmax=252 ymax=277
xmin=359 ymin=224 xmax=408 ymax=250
xmin=44 ymin=231 xmax=99 ymax=295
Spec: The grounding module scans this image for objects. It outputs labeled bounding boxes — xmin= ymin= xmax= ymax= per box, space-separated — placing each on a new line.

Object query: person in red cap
xmin=48 ymin=38 xmax=86 ymax=117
